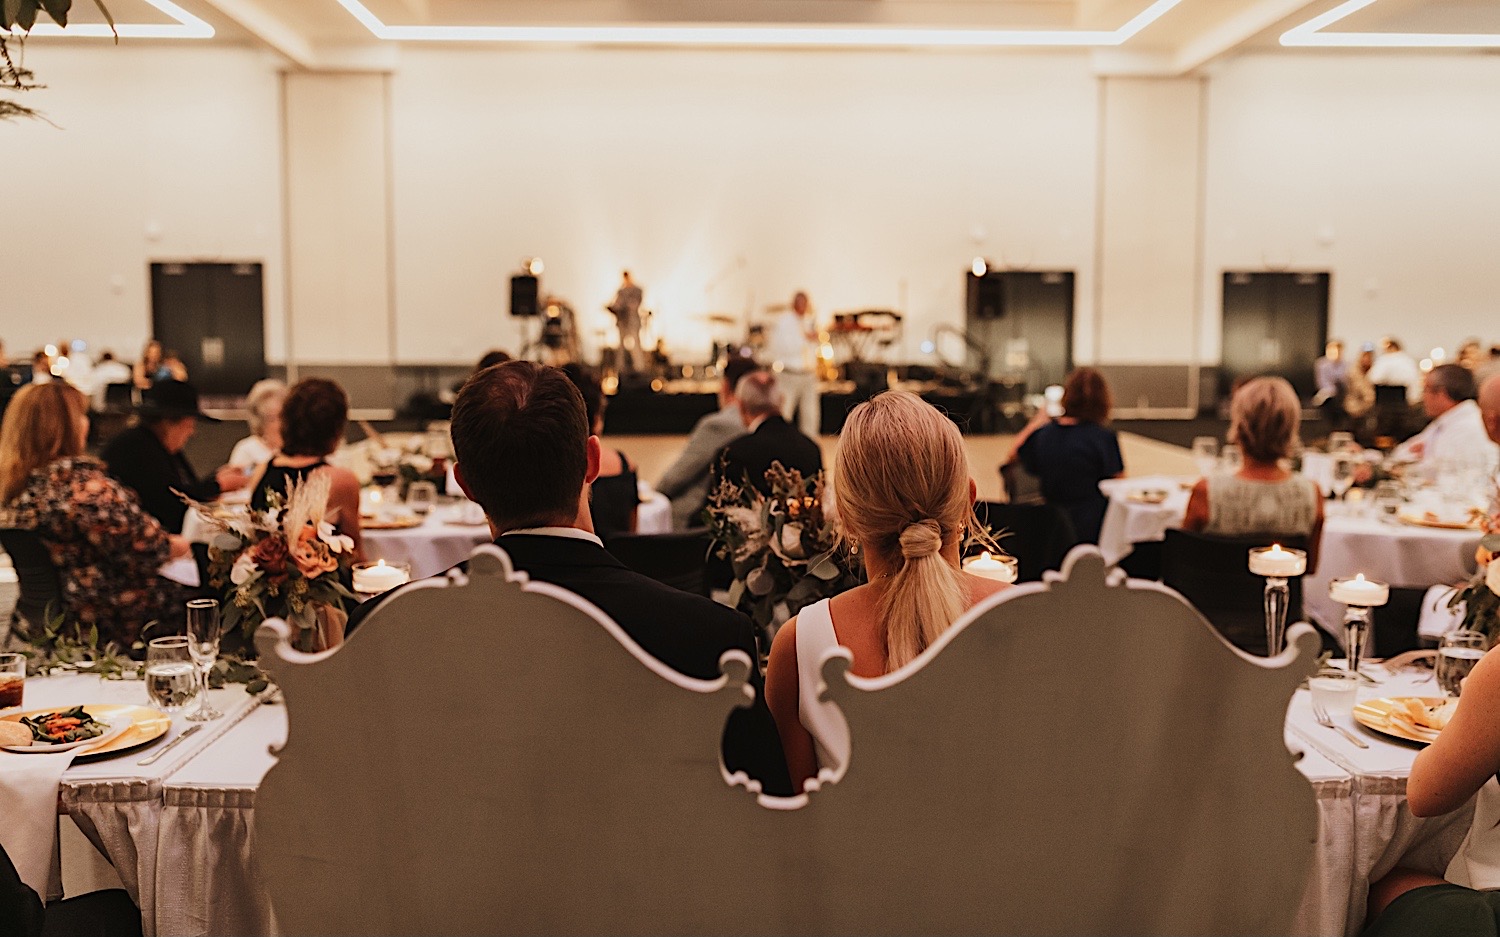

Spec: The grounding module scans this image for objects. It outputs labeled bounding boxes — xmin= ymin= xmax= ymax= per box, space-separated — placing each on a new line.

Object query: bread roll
xmin=0 ymin=721 xmax=34 ymax=747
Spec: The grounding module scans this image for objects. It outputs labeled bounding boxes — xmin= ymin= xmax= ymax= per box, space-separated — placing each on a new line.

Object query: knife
xmin=137 ymin=724 xmax=203 ymax=766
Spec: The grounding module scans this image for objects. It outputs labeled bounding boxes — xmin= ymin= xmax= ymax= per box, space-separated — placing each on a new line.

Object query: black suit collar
xmin=493 ymin=533 xmax=627 ymax=570
xmin=754 ymin=414 xmax=791 ymax=435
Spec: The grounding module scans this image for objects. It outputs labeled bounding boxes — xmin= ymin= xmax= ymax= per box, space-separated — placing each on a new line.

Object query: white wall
xmin=1203 ymin=54 xmax=1500 ymax=362
xmin=1 ymin=44 xmax=285 ymax=362
xmin=387 ymin=48 xmax=1100 ymax=365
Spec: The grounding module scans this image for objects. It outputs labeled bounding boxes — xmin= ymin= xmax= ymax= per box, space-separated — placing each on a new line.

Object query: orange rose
xmin=290 ymin=527 xmax=338 ymax=578
xmin=1479 ymin=546 xmax=1494 ymax=568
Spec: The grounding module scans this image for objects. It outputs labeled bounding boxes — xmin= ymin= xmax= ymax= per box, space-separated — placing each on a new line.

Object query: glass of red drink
xmin=0 ymin=653 xmax=24 ymax=709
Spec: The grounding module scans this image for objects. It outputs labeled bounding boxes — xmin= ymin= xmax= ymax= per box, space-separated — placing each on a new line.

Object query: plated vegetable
xmin=20 ymin=706 xmax=109 ymax=744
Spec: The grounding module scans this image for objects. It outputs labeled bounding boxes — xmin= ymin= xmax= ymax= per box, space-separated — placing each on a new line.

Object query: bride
xmin=764 ymin=391 xmax=1011 ymax=790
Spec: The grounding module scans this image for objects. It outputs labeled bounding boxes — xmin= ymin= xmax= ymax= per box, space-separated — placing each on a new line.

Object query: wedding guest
xmin=29 ymin=351 xmax=52 ymax=385
xmin=561 ymin=364 xmax=638 ymax=538
xmin=1368 ymin=336 xmax=1423 ymax=404
xmin=1481 ymin=375 xmax=1500 ymax=445
xmin=1477 ymin=346 xmax=1500 ymax=390
xmin=1314 ymin=340 xmax=1348 ymax=430
xmin=1363 ymin=646 xmax=1500 ymax=932
xmin=475 ymin=349 xmax=511 ymax=372
xmin=228 ymin=379 xmax=287 ymax=470
xmin=1344 ymin=344 xmax=1377 ymax=435
xmin=1003 ymin=367 xmax=1124 ymax=544
xmin=247 ymin=378 xmax=363 ymax=561
xmin=765 ymin=391 xmax=1009 ymax=789
xmin=88 ymin=351 xmax=133 ymax=411
xmin=161 ymin=350 xmax=189 ymax=383
xmin=1457 ymin=338 xmax=1484 ymax=372
xmin=1183 ymin=376 xmax=1323 ymax=568
xmin=1392 ymin=364 xmax=1499 ymax=474
xmin=711 ymin=370 xmax=822 ymax=497
xmin=0 ymin=382 xmax=191 ymax=647
xmin=347 ymin=360 xmax=792 ymax=796
xmin=101 ymin=381 xmax=248 ymax=534
xmin=132 ymin=339 xmax=167 ymax=389
xmin=656 ymin=355 xmax=757 ymax=529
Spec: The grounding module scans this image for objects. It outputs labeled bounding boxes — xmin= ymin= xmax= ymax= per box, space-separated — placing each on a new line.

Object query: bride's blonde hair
xmin=835 ymin=391 xmax=987 ymax=670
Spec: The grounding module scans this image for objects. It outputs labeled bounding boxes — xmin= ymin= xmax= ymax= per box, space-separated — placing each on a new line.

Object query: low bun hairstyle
xmin=835 ymin=391 xmax=990 ymax=670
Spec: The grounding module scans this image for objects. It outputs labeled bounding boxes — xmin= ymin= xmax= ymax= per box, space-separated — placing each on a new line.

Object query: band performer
xmin=608 ymin=270 xmax=645 ymax=374
xmin=766 ymin=290 xmax=821 ymax=436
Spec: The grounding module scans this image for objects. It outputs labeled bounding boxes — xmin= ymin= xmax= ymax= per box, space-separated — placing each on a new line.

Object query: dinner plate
xmin=363 ymin=516 xmax=423 ymax=530
xmin=1352 ymin=696 xmax=1446 ymax=745
xmin=1398 ymin=512 xmax=1482 ymax=531
xmin=1125 ymin=490 xmax=1169 ymax=505
xmin=0 ymin=704 xmax=171 ymax=758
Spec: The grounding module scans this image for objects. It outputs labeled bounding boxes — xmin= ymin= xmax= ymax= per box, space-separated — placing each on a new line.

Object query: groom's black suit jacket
xmin=346 ymin=533 xmax=793 ymax=796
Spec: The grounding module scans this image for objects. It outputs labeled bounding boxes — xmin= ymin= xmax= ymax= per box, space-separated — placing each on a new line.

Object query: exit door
xmin=150 ymin=262 xmax=267 ymax=396
xmin=1221 ymin=272 xmax=1329 ymax=400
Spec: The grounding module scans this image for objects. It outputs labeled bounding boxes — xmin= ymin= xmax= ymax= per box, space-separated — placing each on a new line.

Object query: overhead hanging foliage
xmin=2 ymin=1 xmax=115 ymax=121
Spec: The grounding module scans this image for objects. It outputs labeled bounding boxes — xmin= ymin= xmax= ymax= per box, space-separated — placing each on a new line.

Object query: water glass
xmin=1373 ymin=480 xmax=1404 ymax=522
xmin=185 ymin=598 xmax=224 ymax=722
xmin=1220 ymin=444 xmax=1243 ymax=475
xmin=1191 ymin=436 xmax=1218 ymax=477
xmin=406 ymin=480 xmax=438 ymax=515
xmin=145 ymin=636 xmax=196 ymax=712
xmin=0 ymin=652 xmax=25 ymax=710
xmin=1308 ymin=668 xmax=1360 ymax=718
xmin=1329 ymin=455 xmax=1355 ymax=502
xmin=1437 ymin=630 xmax=1489 ymax=697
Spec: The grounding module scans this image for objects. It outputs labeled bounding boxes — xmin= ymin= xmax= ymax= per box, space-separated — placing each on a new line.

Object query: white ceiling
xmin=16 ymin=0 xmax=1500 ymax=73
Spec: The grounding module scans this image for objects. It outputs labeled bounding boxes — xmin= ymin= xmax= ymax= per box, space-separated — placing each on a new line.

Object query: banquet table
xmin=1096 ymin=477 xmax=1478 ymax=637
xmin=0 ymin=663 xmax=1468 ymax=937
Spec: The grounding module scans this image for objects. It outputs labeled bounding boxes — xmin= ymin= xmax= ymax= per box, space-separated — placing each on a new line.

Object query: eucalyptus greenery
xmin=1 ymin=1 xmax=114 ymax=121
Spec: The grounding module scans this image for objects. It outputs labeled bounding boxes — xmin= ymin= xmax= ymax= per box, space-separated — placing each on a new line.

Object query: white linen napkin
xmin=0 ymin=747 xmax=81 ymax=899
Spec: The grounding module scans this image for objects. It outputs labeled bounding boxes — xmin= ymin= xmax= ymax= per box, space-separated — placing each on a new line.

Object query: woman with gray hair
xmin=1183 ymin=376 xmax=1324 ymax=568
xmin=229 ymin=379 xmax=287 ymax=469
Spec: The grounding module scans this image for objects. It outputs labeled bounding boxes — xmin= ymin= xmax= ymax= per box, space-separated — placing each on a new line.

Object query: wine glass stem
xmin=1344 ymin=607 xmax=1372 ymax=678
xmin=1264 ymin=577 xmax=1289 ymax=656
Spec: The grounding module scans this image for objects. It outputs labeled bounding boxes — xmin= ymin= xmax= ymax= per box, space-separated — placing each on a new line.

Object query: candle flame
xmin=981 ymin=552 xmax=992 ymax=561
xmin=1355 ymin=573 xmax=1365 ymax=582
xmin=376 ymin=560 xmax=386 ymax=568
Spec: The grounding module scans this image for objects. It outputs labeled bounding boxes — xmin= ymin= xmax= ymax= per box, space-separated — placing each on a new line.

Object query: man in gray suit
xmin=656 ymin=355 xmax=760 ymax=529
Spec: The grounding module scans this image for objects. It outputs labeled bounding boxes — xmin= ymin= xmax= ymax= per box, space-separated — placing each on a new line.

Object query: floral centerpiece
xmin=184 ymin=473 xmax=356 ymax=653
xmin=704 ymin=463 xmax=863 ymax=639
xmin=1448 ymin=482 xmax=1500 ymax=643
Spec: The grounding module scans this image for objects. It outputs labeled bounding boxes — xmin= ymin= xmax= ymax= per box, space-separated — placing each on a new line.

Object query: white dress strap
xmin=794 ymin=598 xmax=851 ymax=779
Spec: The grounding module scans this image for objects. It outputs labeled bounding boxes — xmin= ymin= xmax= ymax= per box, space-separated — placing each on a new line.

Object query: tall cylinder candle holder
xmin=1249 ymin=545 xmax=1307 ymax=656
xmin=1329 ymin=574 xmax=1389 ymax=681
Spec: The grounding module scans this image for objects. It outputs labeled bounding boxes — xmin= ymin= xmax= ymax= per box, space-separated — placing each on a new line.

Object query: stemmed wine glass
xmin=184 ymin=598 xmax=224 ymax=722
xmin=1191 ymin=436 xmax=1218 ymax=478
xmin=1329 ymin=455 xmax=1355 ymax=503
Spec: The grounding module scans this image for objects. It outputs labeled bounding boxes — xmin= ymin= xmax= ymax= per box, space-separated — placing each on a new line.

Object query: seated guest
xmin=1004 ymin=367 xmax=1123 ymax=544
xmin=561 ymin=364 xmax=638 ymax=539
xmin=248 ymin=378 xmax=363 ymax=561
xmin=0 ymin=382 xmax=192 ymax=647
xmin=1482 ymin=374 xmax=1500 ymax=445
xmin=1184 ymin=376 xmax=1323 ymax=568
xmin=710 ymin=370 xmax=822 ymax=496
xmin=88 ymin=351 xmax=134 ymax=411
xmin=475 ymin=349 xmax=511 ymax=372
xmin=1368 ymin=336 xmax=1423 ymax=405
xmin=765 ymin=391 xmax=1009 ymax=789
xmin=132 ymin=339 xmax=167 ymax=389
xmin=1314 ymin=340 xmax=1348 ymax=429
xmin=229 ymin=379 xmax=287 ymax=470
xmin=1363 ymin=646 xmax=1500 ymax=933
xmin=656 ymin=355 xmax=758 ymax=529
xmin=101 ymin=381 xmax=248 ymax=534
xmin=1392 ymin=364 xmax=1499 ymax=475
xmin=347 ymin=361 xmax=792 ymax=796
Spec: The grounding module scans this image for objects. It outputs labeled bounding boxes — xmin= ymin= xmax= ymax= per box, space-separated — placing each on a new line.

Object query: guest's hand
xmin=167 ymin=534 xmax=191 ymax=559
xmin=216 ymin=465 xmax=249 ymax=492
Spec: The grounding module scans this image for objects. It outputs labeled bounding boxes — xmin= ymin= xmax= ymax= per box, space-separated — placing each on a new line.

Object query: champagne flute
xmin=145 ymin=636 xmax=196 ymax=712
xmin=184 ymin=598 xmax=224 ymax=722
xmin=1191 ymin=436 xmax=1219 ymax=478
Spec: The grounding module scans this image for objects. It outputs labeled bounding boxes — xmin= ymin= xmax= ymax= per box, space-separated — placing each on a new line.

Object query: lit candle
xmin=963 ymin=552 xmax=1018 ymax=584
xmin=353 ymin=560 xmax=407 ymax=595
xmin=1329 ymin=573 xmax=1389 ymax=607
xmin=1249 ymin=544 xmax=1307 ymax=578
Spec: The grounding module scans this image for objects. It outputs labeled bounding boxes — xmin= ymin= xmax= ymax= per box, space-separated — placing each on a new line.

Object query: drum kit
xmin=695 ymin=308 xmax=903 ymax=370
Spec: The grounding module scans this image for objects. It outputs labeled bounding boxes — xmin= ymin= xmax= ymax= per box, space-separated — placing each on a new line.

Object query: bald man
xmin=1481 ymin=374 xmax=1500 ymax=445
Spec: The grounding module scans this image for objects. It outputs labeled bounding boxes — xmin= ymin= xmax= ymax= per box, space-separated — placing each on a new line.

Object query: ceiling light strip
xmin=336 ymin=0 xmax=1181 ymax=48
xmin=1280 ymin=0 xmax=1500 ymax=48
xmin=0 ymin=0 xmax=213 ymax=39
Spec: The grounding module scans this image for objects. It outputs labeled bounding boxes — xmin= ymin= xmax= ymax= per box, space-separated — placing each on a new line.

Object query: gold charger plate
xmin=1352 ymin=696 xmax=1446 ymax=745
xmin=0 ymin=704 xmax=171 ymax=758
xmin=1126 ymin=490 xmax=1169 ymax=505
xmin=363 ymin=516 xmax=423 ymax=530
xmin=1398 ymin=512 xmax=1482 ymax=531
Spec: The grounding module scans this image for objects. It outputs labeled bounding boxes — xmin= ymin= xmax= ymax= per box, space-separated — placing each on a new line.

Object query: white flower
xmin=779 ymin=523 xmax=806 ymax=559
xmin=317 ymin=521 xmax=355 ymax=554
xmin=229 ymin=551 xmax=257 ymax=586
xmin=1487 ymin=557 xmax=1500 ymax=598
xmin=725 ymin=507 xmax=762 ymax=537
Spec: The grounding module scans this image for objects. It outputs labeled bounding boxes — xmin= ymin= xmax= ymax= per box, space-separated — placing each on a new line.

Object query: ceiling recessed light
xmin=334 ymin=0 xmax=1183 ymax=49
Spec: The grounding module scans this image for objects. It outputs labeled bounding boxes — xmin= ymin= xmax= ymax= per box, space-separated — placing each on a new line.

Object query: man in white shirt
xmin=1394 ymin=364 xmax=1499 ymax=474
xmin=764 ymin=291 xmax=820 ymax=437
xmin=1367 ymin=337 xmax=1423 ymax=404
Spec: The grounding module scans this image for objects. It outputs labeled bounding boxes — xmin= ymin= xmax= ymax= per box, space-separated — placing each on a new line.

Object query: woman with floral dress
xmin=0 ymin=382 xmax=192 ymax=650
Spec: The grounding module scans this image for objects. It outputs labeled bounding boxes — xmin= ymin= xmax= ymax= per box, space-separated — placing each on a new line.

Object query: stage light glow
xmin=0 ymin=0 xmax=213 ymax=39
xmin=1281 ymin=0 xmax=1500 ymax=48
xmin=332 ymin=0 xmax=1182 ymax=48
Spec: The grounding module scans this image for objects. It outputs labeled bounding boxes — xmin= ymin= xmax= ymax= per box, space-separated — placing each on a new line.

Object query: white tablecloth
xmin=1096 ymin=481 xmax=1478 ymax=634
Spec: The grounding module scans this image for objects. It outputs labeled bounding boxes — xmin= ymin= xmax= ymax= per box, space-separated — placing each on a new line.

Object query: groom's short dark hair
xmin=452 ymin=361 xmax=588 ymax=530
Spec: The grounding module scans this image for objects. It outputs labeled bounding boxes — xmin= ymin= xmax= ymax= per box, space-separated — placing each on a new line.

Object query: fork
xmin=1312 ymin=702 xmax=1369 ymax=749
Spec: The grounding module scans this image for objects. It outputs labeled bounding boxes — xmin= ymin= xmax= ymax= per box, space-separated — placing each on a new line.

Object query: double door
xmin=1221 ymin=272 xmax=1329 ymax=400
xmin=150 ymin=262 xmax=267 ymax=396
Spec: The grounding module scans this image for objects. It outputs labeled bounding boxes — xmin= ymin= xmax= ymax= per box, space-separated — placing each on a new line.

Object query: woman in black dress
xmin=561 ymin=364 xmax=639 ymax=539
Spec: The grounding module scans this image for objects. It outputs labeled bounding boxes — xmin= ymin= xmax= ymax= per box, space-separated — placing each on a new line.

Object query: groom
xmin=347 ymin=360 xmax=791 ymax=796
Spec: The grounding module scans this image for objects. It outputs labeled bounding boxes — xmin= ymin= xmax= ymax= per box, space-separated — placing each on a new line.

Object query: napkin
xmin=0 ymin=747 xmax=81 ymax=899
